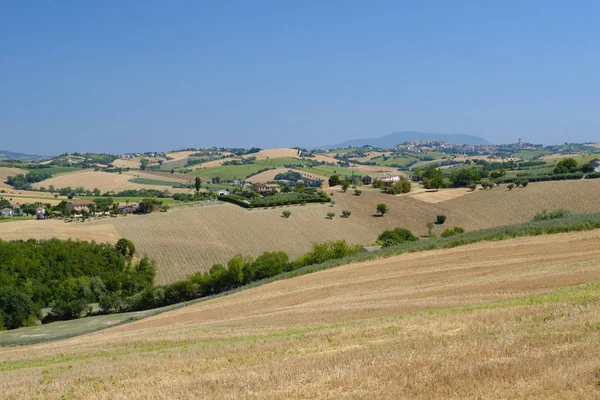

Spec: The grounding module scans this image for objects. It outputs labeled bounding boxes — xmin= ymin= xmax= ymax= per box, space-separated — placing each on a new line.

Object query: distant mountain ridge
xmin=0 ymin=149 xmax=51 ymax=162
xmin=326 ymin=131 xmax=490 ymax=148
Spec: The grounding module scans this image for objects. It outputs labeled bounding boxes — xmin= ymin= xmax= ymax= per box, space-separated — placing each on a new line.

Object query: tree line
xmin=0 ymin=238 xmax=154 ymax=330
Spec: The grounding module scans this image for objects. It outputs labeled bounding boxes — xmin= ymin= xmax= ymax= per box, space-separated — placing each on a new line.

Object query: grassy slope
xmin=128 ymin=178 xmax=183 ymax=187
xmin=187 ymin=157 xmax=358 ymax=181
xmin=2 ymin=229 xmax=600 ymax=398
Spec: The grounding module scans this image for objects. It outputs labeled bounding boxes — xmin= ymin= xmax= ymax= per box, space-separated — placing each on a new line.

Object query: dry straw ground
xmin=0 ymin=167 xmax=28 ymax=189
xmin=30 ymin=170 xmax=192 ymax=193
xmin=2 ymin=179 xmax=600 ymax=284
xmin=2 ymin=230 xmax=600 ymax=399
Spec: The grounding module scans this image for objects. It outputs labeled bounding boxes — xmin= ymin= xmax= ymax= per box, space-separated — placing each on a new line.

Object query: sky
xmin=1 ymin=1 xmax=599 ymax=155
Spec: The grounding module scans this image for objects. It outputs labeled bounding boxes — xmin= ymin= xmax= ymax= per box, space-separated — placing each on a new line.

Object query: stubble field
xmin=2 ymin=230 xmax=600 ymax=399
xmin=0 ymin=167 xmax=28 ymax=189
xmin=30 ymin=170 xmax=192 ymax=193
xmin=2 ymin=179 xmax=600 ymax=284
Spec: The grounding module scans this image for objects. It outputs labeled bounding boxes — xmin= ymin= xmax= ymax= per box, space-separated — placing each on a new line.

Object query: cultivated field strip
xmin=2 ymin=231 xmax=600 ymax=398
xmin=3 ymin=180 xmax=600 ymax=284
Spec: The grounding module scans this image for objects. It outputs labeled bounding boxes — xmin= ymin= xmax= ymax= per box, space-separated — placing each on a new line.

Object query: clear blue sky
xmin=1 ymin=1 xmax=599 ymax=155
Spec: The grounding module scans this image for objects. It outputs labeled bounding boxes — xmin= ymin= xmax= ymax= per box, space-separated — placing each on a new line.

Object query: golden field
xmin=2 ymin=230 xmax=600 ymax=399
xmin=2 ymin=179 xmax=600 ymax=284
xmin=29 ymin=170 xmax=192 ymax=193
xmin=0 ymin=167 xmax=28 ymax=189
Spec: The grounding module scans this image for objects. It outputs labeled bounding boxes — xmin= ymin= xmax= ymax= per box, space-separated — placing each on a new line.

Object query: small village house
xmin=36 ymin=207 xmax=46 ymax=220
xmin=65 ymin=200 xmax=96 ymax=214
xmin=252 ymin=183 xmax=281 ymax=194
xmin=118 ymin=204 xmax=138 ymax=213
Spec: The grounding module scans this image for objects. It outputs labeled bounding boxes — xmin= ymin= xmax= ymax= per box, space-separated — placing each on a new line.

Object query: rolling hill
xmin=0 ymin=149 xmax=51 ymax=162
xmin=2 ymin=229 xmax=600 ymax=398
xmin=326 ymin=130 xmax=490 ymax=148
xmin=3 ymin=179 xmax=600 ymax=284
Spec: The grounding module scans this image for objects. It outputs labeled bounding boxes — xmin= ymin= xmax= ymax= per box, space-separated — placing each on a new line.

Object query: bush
xmin=469 ymin=183 xmax=477 ymax=191
xmin=327 ymin=212 xmax=335 ymax=219
xmin=377 ymin=228 xmax=419 ymax=247
xmin=341 ymin=210 xmax=351 ymax=218
xmin=354 ymin=189 xmax=362 ymax=196
xmin=376 ymin=203 xmax=388 ymax=216
xmin=436 ymin=215 xmax=446 ymax=225
xmin=532 ymin=209 xmax=572 ymax=221
xmin=294 ymin=240 xmax=362 ymax=268
xmin=386 ymin=177 xmax=412 ymax=194
xmin=507 ymin=183 xmax=515 ymax=190
xmin=282 ymin=210 xmax=291 ymax=218
xmin=441 ymin=226 xmax=466 ymax=237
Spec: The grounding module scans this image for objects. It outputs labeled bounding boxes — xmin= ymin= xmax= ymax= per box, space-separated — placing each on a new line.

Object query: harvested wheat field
xmin=3 ymin=231 xmax=600 ymax=399
xmin=309 ymin=154 xmax=346 ymax=164
xmin=351 ymin=164 xmax=402 ymax=175
xmin=0 ymin=167 xmax=28 ymax=189
xmin=407 ymin=188 xmax=474 ymax=203
xmin=3 ymin=179 xmax=600 ymax=284
xmin=30 ymin=170 xmax=191 ymax=193
xmin=251 ymin=148 xmax=299 ymax=160
xmin=245 ymin=168 xmax=328 ymax=183
xmin=0 ymin=219 xmax=120 ymax=242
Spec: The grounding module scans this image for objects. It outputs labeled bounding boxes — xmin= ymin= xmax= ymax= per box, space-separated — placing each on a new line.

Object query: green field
xmin=513 ymin=150 xmax=549 ymax=160
xmin=302 ymin=164 xmax=359 ymax=177
xmin=75 ymin=196 xmax=180 ymax=205
xmin=24 ymin=166 xmax=81 ymax=175
xmin=158 ymin=158 xmax=190 ymax=171
xmin=188 ymin=157 xmax=317 ymax=181
xmin=129 ymin=178 xmax=184 ymax=187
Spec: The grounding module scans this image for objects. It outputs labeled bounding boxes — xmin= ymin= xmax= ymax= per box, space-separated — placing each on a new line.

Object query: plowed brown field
xmin=2 ymin=230 xmax=600 ymax=399
xmin=2 ymin=179 xmax=600 ymax=284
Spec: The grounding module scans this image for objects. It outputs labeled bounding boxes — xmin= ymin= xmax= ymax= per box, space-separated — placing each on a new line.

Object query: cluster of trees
xmin=0 ymin=238 xmax=155 ymax=330
xmin=220 ymin=190 xmax=330 ymax=208
xmin=222 ymin=157 xmax=257 ymax=166
xmin=6 ymin=171 xmax=53 ymax=190
xmin=382 ymin=177 xmax=412 ymax=194
xmin=440 ymin=226 xmax=466 ymax=237
xmin=117 ymin=241 xmax=362 ymax=312
xmin=377 ymin=228 xmax=418 ymax=247
xmin=553 ymin=158 xmax=595 ymax=175
xmin=274 ymin=170 xmax=322 ymax=188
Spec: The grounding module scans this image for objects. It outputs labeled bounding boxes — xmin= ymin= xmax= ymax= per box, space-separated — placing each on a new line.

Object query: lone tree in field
xmin=507 ymin=183 xmax=515 ymax=191
xmin=426 ymin=221 xmax=435 ymax=237
xmin=376 ymin=203 xmax=388 ymax=216
xmin=327 ymin=211 xmax=336 ymax=219
xmin=436 ymin=215 xmax=446 ymax=225
xmin=354 ymin=189 xmax=362 ymax=196
xmin=341 ymin=210 xmax=351 ymax=218
xmin=341 ymin=181 xmax=350 ymax=192
xmin=195 ymin=177 xmax=202 ymax=194
xmin=282 ymin=210 xmax=291 ymax=218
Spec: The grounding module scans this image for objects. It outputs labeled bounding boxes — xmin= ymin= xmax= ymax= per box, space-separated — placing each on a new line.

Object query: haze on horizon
xmin=1 ymin=1 xmax=599 ymax=155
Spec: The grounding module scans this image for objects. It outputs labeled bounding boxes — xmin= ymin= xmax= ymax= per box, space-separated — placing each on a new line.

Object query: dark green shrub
xmin=533 ymin=209 xmax=571 ymax=221
xmin=441 ymin=227 xmax=466 ymax=238
xmin=436 ymin=215 xmax=447 ymax=224
xmin=377 ymin=228 xmax=419 ymax=247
